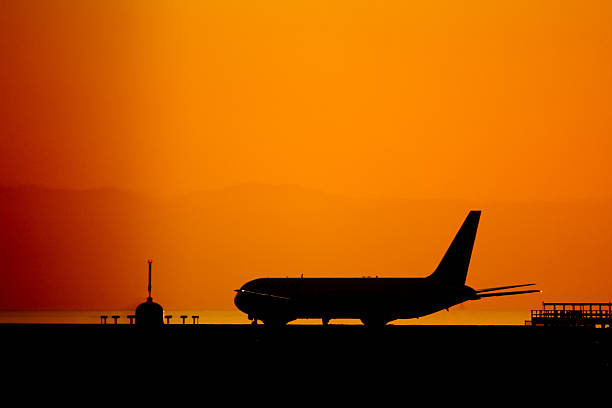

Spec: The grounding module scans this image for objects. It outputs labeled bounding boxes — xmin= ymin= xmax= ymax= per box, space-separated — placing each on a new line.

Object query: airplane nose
xmin=234 ymin=289 xmax=248 ymax=313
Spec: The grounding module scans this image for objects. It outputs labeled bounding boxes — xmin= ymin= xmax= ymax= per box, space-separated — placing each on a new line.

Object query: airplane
xmin=234 ymin=210 xmax=540 ymax=326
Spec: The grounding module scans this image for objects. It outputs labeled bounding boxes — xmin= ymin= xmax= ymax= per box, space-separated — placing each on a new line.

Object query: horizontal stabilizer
xmin=475 ymin=283 xmax=536 ymax=293
xmin=476 ymin=289 xmax=541 ymax=298
xmin=234 ymin=289 xmax=290 ymax=300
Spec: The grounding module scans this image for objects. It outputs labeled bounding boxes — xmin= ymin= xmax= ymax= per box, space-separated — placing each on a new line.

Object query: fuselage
xmin=234 ymin=277 xmax=478 ymax=326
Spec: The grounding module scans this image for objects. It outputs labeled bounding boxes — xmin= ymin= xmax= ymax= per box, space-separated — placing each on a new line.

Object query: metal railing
xmin=531 ymin=309 xmax=611 ymax=320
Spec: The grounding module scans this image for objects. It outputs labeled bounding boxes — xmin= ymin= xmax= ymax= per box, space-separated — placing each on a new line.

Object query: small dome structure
xmin=135 ymin=298 xmax=164 ymax=326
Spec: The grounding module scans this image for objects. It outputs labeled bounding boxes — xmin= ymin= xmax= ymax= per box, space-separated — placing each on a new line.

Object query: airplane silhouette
xmin=234 ymin=211 xmax=540 ymax=326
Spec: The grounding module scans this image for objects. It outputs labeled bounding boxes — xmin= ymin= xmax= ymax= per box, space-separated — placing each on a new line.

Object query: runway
xmin=3 ymin=323 xmax=610 ymax=372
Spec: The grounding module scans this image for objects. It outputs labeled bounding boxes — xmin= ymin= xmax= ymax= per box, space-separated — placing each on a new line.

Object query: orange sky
xmin=1 ymin=1 xmax=612 ymax=312
xmin=1 ymin=0 xmax=611 ymax=200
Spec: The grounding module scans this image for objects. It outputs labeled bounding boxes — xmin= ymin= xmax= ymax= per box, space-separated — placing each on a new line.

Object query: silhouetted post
xmin=148 ymin=259 xmax=152 ymax=301
xmin=100 ymin=315 xmax=108 ymax=324
xmin=165 ymin=315 xmax=172 ymax=324
xmin=135 ymin=259 xmax=164 ymax=326
xmin=112 ymin=315 xmax=120 ymax=324
xmin=180 ymin=315 xmax=187 ymax=324
xmin=192 ymin=315 xmax=199 ymax=324
xmin=128 ymin=315 xmax=135 ymax=324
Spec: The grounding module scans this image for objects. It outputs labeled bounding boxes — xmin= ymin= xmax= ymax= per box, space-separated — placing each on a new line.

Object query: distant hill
xmin=1 ymin=184 xmax=611 ymax=310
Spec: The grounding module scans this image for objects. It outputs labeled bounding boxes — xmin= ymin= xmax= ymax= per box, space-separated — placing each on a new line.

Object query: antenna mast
xmin=147 ymin=259 xmax=152 ymax=302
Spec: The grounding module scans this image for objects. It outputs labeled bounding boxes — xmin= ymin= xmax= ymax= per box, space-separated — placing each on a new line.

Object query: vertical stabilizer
xmin=428 ymin=211 xmax=481 ymax=285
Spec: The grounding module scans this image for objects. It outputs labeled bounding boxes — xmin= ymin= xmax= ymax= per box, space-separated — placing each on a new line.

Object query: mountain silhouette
xmin=1 ymin=184 xmax=611 ymax=310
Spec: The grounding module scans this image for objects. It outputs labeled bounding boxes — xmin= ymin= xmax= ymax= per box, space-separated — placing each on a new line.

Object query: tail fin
xmin=428 ymin=211 xmax=481 ymax=285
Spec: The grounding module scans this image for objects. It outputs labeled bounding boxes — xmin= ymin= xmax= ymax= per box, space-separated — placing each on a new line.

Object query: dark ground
xmin=3 ymin=323 xmax=610 ymax=367
xmin=2 ymin=324 xmax=610 ymax=398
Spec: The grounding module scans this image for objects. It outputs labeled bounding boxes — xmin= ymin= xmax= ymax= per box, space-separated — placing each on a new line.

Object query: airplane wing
xmin=476 ymin=289 xmax=541 ymax=298
xmin=234 ymin=289 xmax=291 ymax=300
xmin=475 ymin=283 xmax=536 ymax=293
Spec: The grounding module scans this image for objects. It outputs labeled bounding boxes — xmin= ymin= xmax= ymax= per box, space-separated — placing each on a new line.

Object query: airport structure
xmin=527 ymin=302 xmax=612 ymax=328
xmin=135 ymin=259 xmax=164 ymax=326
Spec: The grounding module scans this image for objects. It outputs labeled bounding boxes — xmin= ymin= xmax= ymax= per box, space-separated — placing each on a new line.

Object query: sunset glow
xmin=1 ymin=1 xmax=611 ymax=316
